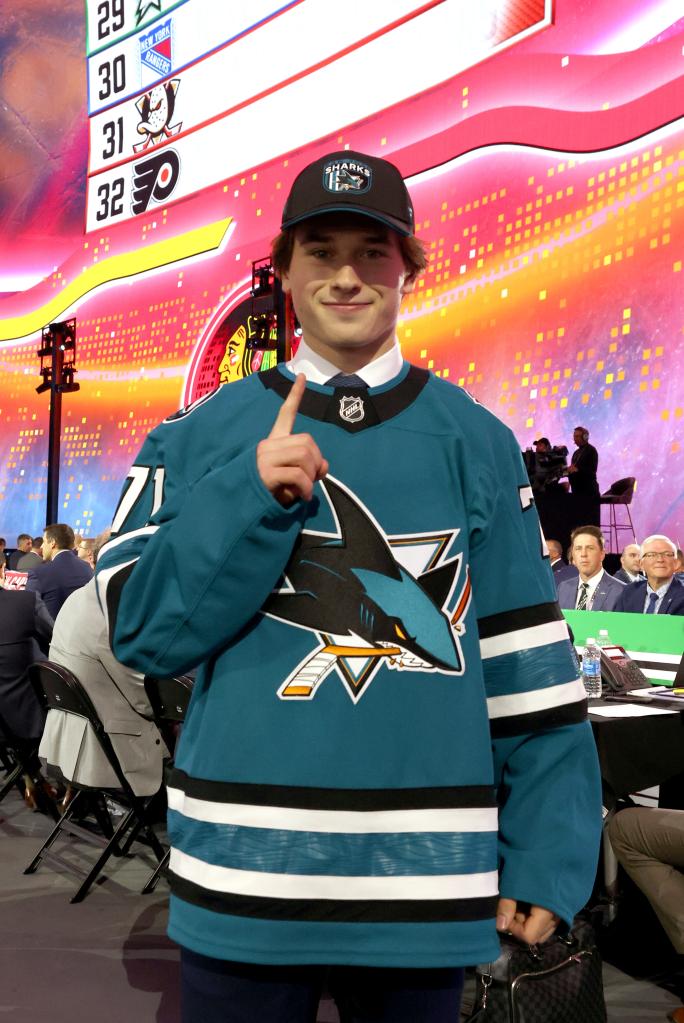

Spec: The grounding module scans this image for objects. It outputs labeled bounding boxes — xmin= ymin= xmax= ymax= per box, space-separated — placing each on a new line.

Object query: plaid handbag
xmin=465 ymin=919 xmax=607 ymax=1023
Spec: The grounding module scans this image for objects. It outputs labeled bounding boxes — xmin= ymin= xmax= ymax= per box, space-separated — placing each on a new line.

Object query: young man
xmin=557 ymin=525 xmax=625 ymax=612
xmin=25 ymin=523 xmax=93 ymax=619
xmin=96 ymin=151 xmax=601 ymax=1022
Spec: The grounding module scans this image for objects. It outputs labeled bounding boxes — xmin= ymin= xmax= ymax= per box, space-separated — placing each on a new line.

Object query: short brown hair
xmin=570 ymin=524 xmax=604 ymax=549
xmin=44 ymin=523 xmax=75 ymax=551
xmin=271 ymin=222 xmax=427 ymax=278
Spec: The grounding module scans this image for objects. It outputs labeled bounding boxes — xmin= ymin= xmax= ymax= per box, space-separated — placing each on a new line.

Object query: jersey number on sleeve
xmin=111 ymin=465 xmax=165 ymax=533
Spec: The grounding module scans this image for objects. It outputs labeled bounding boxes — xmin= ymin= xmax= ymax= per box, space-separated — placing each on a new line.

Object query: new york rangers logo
xmin=323 ymin=159 xmax=372 ymax=194
xmin=139 ymin=18 xmax=173 ymax=78
xmin=339 ymin=395 xmax=365 ymax=423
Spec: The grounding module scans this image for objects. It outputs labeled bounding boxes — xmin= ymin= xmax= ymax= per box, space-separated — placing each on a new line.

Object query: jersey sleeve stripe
xmin=489 ymin=699 xmax=588 ymax=739
xmin=487 ymin=678 xmax=585 ymax=718
xmin=480 ymin=619 xmax=569 ymax=659
xmin=477 ymin=601 xmax=564 ymax=638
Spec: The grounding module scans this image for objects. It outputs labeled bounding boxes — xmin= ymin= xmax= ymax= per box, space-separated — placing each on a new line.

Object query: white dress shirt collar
xmin=287 ymin=338 xmax=403 ymax=387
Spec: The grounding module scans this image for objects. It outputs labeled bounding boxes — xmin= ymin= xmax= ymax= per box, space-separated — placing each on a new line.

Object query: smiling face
xmin=280 ymin=215 xmax=415 ymax=372
xmin=641 ymin=538 xmax=677 ymax=588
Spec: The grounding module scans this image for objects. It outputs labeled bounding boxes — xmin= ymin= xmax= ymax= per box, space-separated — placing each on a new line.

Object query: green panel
xmin=563 ymin=609 xmax=684 ymax=685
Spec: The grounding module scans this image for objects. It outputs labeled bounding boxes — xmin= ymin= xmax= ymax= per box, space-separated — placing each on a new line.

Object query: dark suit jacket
xmin=614 ymin=577 xmax=684 ymax=615
xmin=0 ymin=590 xmax=54 ymax=739
xmin=557 ymin=570 xmax=625 ymax=612
xmin=26 ymin=550 xmax=93 ymax=620
xmin=552 ymin=561 xmax=578 ymax=587
xmin=613 ymin=568 xmax=643 ymax=586
xmin=569 ymin=443 xmax=599 ymax=496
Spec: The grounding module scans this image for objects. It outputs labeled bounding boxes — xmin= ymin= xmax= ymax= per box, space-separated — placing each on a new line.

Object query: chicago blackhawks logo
xmin=264 ymin=478 xmax=471 ymax=703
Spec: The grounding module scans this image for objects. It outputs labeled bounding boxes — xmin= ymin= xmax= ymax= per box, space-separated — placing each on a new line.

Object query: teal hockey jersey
xmin=96 ymin=363 xmax=602 ymax=968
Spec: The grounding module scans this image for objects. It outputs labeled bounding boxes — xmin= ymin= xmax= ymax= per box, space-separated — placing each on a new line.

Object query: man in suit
xmin=615 ymin=535 xmax=684 ymax=615
xmin=16 ymin=537 xmax=43 ymax=572
xmin=26 ymin=523 xmax=93 ymax=620
xmin=613 ymin=542 xmax=643 ymax=585
xmin=40 ymin=535 xmax=168 ymax=797
xmin=557 ymin=525 xmax=625 ymax=611
xmin=566 ymin=426 xmax=599 ymax=497
xmin=547 ymin=538 xmax=578 ymax=587
xmin=0 ymin=588 xmax=53 ymax=740
xmin=8 ymin=534 xmax=32 ymax=571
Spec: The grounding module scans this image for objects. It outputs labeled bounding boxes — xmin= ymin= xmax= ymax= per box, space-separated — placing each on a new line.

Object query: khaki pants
xmin=608 ymin=807 xmax=684 ymax=953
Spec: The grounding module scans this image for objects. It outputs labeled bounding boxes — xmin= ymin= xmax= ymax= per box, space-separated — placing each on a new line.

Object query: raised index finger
xmin=269 ymin=373 xmax=307 ymax=438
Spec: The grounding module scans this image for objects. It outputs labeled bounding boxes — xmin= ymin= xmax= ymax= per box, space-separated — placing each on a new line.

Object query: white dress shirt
xmin=576 ymin=569 xmax=605 ymax=610
xmin=287 ymin=338 xmax=403 ymax=387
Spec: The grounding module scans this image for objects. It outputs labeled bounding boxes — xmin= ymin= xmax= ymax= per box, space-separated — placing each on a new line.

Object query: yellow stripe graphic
xmin=0 ymin=217 xmax=233 ymax=344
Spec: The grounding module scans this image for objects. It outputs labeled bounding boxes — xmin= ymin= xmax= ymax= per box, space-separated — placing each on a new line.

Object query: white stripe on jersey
xmin=487 ymin=678 xmax=585 ymax=719
xmin=169 ymin=848 xmax=500 ymax=901
xmin=167 ymin=788 xmax=498 ymax=835
xmin=480 ymin=619 xmax=569 ymax=660
xmin=98 ymin=524 xmax=160 ymax=558
xmin=95 ymin=557 xmax=138 ymax=634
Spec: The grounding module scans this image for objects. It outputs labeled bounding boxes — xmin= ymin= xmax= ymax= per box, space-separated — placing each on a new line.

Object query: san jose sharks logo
xmin=264 ymin=478 xmax=471 ymax=703
xmin=323 ymin=158 xmax=372 ymax=194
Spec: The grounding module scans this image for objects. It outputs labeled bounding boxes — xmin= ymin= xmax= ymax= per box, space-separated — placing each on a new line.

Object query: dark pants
xmin=181 ymin=948 xmax=465 ymax=1023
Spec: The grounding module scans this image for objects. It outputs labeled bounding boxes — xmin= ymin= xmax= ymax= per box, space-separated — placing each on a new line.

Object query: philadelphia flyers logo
xmin=131 ymin=148 xmax=180 ymax=215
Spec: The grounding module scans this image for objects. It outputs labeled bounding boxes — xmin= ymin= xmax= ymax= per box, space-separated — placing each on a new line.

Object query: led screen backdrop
xmin=0 ymin=0 xmax=682 ymax=542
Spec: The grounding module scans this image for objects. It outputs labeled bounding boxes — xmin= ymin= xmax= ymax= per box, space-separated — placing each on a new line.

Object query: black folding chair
xmin=140 ymin=674 xmax=194 ymax=894
xmin=0 ymin=701 xmax=59 ymax=820
xmin=23 ymin=661 xmax=166 ymax=902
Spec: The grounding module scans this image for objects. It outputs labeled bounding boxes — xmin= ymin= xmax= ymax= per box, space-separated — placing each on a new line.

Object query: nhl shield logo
xmin=323 ymin=159 xmax=372 ymax=194
xmin=339 ymin=395 xmax=365 ymax=423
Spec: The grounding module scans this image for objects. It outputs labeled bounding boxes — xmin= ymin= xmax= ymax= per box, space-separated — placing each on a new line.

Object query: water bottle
xmin=581 ymin=638 xmax=602 ymax=700
xmin=597 ymin=629 xmax=611 ymax=649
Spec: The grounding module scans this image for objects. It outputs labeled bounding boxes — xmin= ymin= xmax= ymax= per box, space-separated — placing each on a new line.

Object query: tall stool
xmin=600 ymin=477 xmax=636 ymax=553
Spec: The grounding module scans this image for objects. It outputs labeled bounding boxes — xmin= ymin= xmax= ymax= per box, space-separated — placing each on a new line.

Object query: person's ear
xmin=400 ymin=271 xmax=417 ymax=297
xmin=279 ymin=267 xmax=291 ymax=294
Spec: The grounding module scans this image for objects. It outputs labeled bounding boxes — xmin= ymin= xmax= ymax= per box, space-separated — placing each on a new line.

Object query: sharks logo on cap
xmin=264 ymin=477 xmax=471 ymax=703
xmin=323 ymin=158 xmax=372 ymax=194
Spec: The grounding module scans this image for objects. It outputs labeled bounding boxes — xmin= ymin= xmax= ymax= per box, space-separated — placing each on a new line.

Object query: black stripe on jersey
xmin=477 ymin=601 xmax=564 ymax=639
xmin=490 ymin=699 xmax=588 ymax=739
xmin=105 ymin=561 xmax=136 ymax=649
xmin=170 ymin=874 xmax=499 ymax=924
xmin=168 ymin=768 xmax=496 ymax=811
xmin=259 ymin=365 xmax=429 ymax=433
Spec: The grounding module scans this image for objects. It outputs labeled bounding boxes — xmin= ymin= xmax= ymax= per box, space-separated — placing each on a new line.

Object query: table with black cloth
xmin=589 ymin=701 xmax=684 ymax=806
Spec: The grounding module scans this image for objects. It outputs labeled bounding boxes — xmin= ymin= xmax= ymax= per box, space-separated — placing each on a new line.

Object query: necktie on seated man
xmin=325 ymin=372 xmax=368 ymax=389
xmin=645 ymin=592 xmax=659 ymax=614
xmin=576 ymin=582 xmax=589 ymax=611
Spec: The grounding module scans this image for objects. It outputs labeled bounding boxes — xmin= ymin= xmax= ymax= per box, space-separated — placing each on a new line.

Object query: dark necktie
xmin=325 ymin=372 xmax=367 ymax=389
xmin=576 ymin=582 xmax=589 ymax=611
xmin=646 ymin=592 xmax=658 ymax=614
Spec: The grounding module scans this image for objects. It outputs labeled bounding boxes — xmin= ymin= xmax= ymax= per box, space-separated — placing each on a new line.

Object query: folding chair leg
xmin=0 ymin=762 xmax=23 ymax=803
xmin=70 ymin=806 xmax=137 ymax=903
xmin=142 ymin=848 xmax=170 ymax=894
xmin=24 ymin=790 xmax=88 ymax=875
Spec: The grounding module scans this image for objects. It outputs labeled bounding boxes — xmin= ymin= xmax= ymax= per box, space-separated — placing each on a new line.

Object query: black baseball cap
xmin=533 ymin=437 xmax=551 ymax=446
xmin=281 ymin=150 xmax=414 ymax=236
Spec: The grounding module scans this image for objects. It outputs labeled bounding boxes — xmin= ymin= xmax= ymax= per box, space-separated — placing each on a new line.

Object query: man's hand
xmin=257 ymin=373 xmax=329 ymax=507
xmin=496 ymin=898 xmax=560 ymax=945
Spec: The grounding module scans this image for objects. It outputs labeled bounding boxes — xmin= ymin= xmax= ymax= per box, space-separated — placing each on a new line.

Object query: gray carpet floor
xmin=1 ymin=785 xmax=681 ymax=1022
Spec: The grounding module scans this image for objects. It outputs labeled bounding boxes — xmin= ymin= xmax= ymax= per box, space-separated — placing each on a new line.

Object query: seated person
xmin=547 ymin=538 xmax=578 ymax=587
xmin=613 ymin=542 xmax=643 ymax=585
xmin=608 ymin=808 xmax=684 ymax=1022
xmin=557 ymin=525 xmax=625 ymax=611
xmin=40 ymin=532 xmax=168 ymax=797
xmin=675 ymin=548 xmax=684 ymax=582
xmin=615 ymin=535 xmax=684 ymax=615
xmin=0 ymin=586 xmax=55 ymax=809
xmin=26 ymin=523 xmax=93 ymax=619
